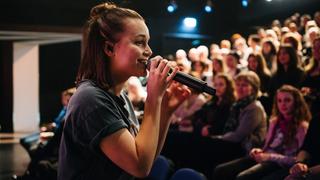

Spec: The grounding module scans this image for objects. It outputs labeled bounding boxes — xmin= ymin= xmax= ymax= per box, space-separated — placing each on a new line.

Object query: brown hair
xmin=76 ymin=2 xmax=144 ymax=90
xmin=215 ymin=73 xmax=236 ymax=105
xmin=276 ymin=43 xmax=301 ymax=74
xmin=212 ymin=56 xmax=226 ymax=76
xmin=248 ymin=53 xmax=271 ymax=77
xmin=235 ymin=71 xmax=261 ymax=99
xmin=271 ymin=85 xmax=312 ymax=146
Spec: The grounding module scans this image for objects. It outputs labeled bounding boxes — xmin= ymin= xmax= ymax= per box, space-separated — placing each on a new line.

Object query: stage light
xmin=266 ymin=0 xmax=272 ymax=2
xmin=204 ymin=0 xmax=213 ymax=13
xmin=241 ymin=0 xmax=248 ymax=7
xmin=167 ymin=0 xmax=177 ymax=13
xmin=183 ymin=17 xmax=197 ymax=29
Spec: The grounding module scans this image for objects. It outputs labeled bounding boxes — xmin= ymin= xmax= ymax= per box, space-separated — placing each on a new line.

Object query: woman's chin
xmin=136 ymin=70 xmax=147 ymax=77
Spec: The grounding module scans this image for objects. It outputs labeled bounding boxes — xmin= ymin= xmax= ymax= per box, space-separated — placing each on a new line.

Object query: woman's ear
xmin=104 ymin=41 xmax=114 ymax=56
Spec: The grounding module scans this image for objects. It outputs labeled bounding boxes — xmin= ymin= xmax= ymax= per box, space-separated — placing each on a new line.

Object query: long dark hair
xmin=248 ymin=53 xmax=271 ymax=77
xmin=76 ymin=2 xmax=144 ymax=90
xmin=215 ymin=73 xmax=236 ymax=105
xmin=276 ymin=43 xmax=301 ymax=74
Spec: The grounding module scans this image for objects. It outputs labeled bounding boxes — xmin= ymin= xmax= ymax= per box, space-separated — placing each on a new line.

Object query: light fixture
xmin=241 ymin=0 xmax=248 ymax=7
xmin=167 ymin=0 xmax=177 ymax=13
xmin=183 ymin=17 xmax=197 ymax=29
xmin=204 ymin=0 xmax=213 ymax=13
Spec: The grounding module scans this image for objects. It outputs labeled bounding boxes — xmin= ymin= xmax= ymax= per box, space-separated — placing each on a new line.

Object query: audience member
xmin=248 ymin=34 xmax=261 ymax=53
xmin=193 ymin=73 xmax=236 ymax=136
xmin=302 ymin=36 xmax=320 ymax=116
xmin=261 ymin=38 xmax=278 ymax=75
xmin=268 ymin=44 xmax=306 ymax=99
xmin=205 ymin=56 xmax=226 ymax=88
xmin=247 ymin=53 xmax=271 ymax=94
xmin=169 ymin=85 xmax=207 ymax=132
xmin=284 ymin=113 xmax=320 ymax=180
xmin=225 ymin=51 xmax=242 ymax=79
xmin=210 ymin=43 xmax=221 ymax=60
xmin=234 ymin=37 xmax=251 ymax=68
xmin=188 ymin=47 xmax=200 ymax=62
xmin=15 ymin=87 xmax=76 ymax=180
xmin=213 ymin=85 xmax=311 ymax=180
xmin=125 ymin=76 xmax=147 ymax=122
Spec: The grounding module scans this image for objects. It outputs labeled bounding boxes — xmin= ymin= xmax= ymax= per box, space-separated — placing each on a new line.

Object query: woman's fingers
xmin=149 ymin=56 xmax=162 ymax=70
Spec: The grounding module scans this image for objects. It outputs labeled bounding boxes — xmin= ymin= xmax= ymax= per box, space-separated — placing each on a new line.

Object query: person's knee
xmin=213 ymin=163 xmax=228 ymax=178
xmin=236 ymin=170 xmax=252 ymax=180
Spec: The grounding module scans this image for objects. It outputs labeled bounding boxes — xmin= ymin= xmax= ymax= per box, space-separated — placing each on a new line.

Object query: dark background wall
xmin=1 ymin=0 xmax=319 ymax=54
xmin=39 ymin=42 xmax=80 ymax=123
xmin=0 ymin=0 xmax=318 ymax=126
xmin=0 ymin=42 xmax=13 ymax=132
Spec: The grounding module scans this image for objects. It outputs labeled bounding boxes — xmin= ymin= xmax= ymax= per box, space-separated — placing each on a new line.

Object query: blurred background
xmin=0 ymin=0 xmax=319 ymax=132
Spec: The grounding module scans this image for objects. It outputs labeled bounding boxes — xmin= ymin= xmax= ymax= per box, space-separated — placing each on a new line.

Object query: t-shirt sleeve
xmin=74 ymin=97 xmax=129 ymax=155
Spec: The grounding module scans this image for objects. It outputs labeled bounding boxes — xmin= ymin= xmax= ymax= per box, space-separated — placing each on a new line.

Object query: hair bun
xmin=90 ymin=2 xmax=117 ymax=19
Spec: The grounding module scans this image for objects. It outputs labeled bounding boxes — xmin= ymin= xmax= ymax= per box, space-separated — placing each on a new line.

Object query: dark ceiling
xmin=1 ymin=0 xmax=318 ymax=28
xmin=0 ymin=0 xmax=319 ymax=51
xmin=0 ymin=0 xmax=237 ymax=27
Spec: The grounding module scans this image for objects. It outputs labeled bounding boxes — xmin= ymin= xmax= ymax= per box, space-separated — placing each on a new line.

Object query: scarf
xmin=223 ymin=95 xmax=256 ymax=133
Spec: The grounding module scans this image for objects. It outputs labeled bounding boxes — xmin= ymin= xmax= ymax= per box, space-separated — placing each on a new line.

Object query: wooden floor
xmin=0 ymin=133 xmax=31 ymax=180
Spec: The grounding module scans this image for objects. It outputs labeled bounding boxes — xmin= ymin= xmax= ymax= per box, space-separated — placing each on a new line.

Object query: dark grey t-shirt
xmin=58 ymin=80 xmax=139 ymax=180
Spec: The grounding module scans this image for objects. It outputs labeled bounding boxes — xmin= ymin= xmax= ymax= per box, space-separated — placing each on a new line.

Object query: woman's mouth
xmin=137 ymin=59 xmax=148 ymax=69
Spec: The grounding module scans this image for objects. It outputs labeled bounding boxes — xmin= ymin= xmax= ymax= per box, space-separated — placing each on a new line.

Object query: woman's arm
xmin=256 ymin=121 xmax=309 ymax=166
xmin=99 ymin=59 xmax=176 ymax=178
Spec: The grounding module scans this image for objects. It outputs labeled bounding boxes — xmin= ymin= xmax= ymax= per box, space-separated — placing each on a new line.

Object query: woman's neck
xmin=110 ymin=83 xmax=125 ymax=96
xmin=282 ymin=114 xmax=293 ymax=121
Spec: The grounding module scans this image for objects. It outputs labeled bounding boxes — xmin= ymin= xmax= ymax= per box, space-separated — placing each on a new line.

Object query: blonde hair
xmin=235 ymin=71 xmax=261 ymax=99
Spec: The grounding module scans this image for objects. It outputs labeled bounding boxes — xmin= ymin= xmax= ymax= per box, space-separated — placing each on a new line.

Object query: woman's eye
xmin=135 ymin=41 xmax=145 ymax=46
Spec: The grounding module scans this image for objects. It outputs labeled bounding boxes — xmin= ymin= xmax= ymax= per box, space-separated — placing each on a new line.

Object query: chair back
xmin=147 ymin=155 xmax=172 ymax=180
xmin=170 ymin=168 xmax=206 ymax=180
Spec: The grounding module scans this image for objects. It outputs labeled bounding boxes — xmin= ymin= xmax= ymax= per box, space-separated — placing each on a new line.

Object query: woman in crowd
xmin=261 ymin=39 xmax=278 ymax=75
xmin=285 ymin=113 xmax=320 ymax=180
xmin=302 ymin=36 xmax=320 ymax=115
xmin=247 ymin=53 xmax=272 ymax=94
xmin=268 ymin=44 xmax=305 ymax=99
xmin=213 ymin=85 xmax=311 ymax=180
xmin=225 ymin=51 xmax=242 ymax=79
xmin=193 ymin=73 xmax=236 ymax=136
xmin=205 ymin=56 xmax=226 ymax=88
xmin=213 ymin=71 xmax=267 ymax=154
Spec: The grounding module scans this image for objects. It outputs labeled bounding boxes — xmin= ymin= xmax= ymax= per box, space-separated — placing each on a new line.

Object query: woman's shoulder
xmin=298 ymin=120 xmax=309 ymax=129
xmin=71 ymin=80 xmax=113 ymax=106
xmin=244 ymin=100 xmax=264 ymax=111
xmin=292 ymin=67 xmax=306 ymax=76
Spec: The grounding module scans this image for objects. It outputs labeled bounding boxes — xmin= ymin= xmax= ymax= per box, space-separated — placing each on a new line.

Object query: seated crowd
xmin=16 ymin=11 xmax=320 ymax=180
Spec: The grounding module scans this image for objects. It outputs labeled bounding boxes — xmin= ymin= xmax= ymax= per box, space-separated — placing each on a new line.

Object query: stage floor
xmin=0 ymin=133 xmax=31 ymax=180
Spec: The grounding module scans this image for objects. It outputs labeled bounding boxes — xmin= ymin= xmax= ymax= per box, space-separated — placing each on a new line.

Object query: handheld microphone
xmin=146 ymin=60 xmax=216 ymax=96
